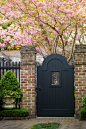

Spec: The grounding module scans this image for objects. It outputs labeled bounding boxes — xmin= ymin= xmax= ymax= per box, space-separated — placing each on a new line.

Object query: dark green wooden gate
xmin=37 ymin=54 xmax=74 ymax=117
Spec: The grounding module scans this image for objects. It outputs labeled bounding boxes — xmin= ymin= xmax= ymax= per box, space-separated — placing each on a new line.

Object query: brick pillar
xmin=20 ymin=46 xmax=37 ymax=117
xmin=75 ymin=45 xmax=86 ymax=118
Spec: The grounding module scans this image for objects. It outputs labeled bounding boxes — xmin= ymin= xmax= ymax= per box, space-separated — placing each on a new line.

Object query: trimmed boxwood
xmin=0 ymin=109 xmax=29 ymax=117
xmin=80 ymin=108 xmax=86 ymax=118
xmin=0 ymin=70 xmax=22 ymax=105
xmin=0 ymin=70 xmax=22 ymax=99
xmin=82 ymin=95 xmax=86 ymax=108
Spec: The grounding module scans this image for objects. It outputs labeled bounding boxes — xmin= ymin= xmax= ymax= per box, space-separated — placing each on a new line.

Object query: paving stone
xmin=0 ymin=118 xmax=86 ymax=129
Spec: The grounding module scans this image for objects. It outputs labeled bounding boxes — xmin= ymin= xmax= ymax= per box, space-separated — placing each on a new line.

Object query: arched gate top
xmin=41 ymin=54 xmax=74 ymax=70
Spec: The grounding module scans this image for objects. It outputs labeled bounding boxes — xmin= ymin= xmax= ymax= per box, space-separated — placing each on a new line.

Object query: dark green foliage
xmin=0 ymin=82 xmax=2 ymax=101
xmin=0 ymin=109 xmax=29 ymax=117
xmin=80 ymin=108 xmax=86 ymax=118
xmin=82 ymin=95 xmax=86 ymax=108
xmin=31 ymin=123 xmax=59 ymax=129
xmin=0 ymin=70 xmax=19 ymax=91
xmin=0 ymin=70 xmax=22 ymax=99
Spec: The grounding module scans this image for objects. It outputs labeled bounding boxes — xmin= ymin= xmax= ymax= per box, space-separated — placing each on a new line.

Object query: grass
xmin=30 ymin=123 xmax=60 ymax=129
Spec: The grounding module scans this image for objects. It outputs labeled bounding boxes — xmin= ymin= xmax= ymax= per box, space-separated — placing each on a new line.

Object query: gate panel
xmin=37 ymin=54 xmax=74 ymax=117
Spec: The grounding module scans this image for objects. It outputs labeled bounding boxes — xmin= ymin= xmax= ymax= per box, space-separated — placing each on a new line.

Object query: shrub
xmin=0 ymin=109 xmax=29 ymax=117
xmin=0 ymin=81 xmax=3 ymax=100
xmin=0 ymin=70 xmax=19 ymax=91
xmin=80 ymin=109 xmax=86 ymax=118
xmin=82 ymin=95 xmax=86 ymax=109
xmin=31 ymin=123 xmax=59 ymax=129
xmin=0 ymin=70 xmax=22 ymax=101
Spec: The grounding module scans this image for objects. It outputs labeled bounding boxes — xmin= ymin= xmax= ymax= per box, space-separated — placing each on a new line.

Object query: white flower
xmin=0 ymin=26 xmax=2 ymax=29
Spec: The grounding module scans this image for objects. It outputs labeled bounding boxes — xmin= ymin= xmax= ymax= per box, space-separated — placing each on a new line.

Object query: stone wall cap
xmin=75 ymin=45 xmax=86 ymax=53
xmin=20 ymin=46 xmax=37 ymax=54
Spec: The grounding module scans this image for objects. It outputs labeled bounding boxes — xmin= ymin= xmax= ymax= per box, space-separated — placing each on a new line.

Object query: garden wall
xmin=20 ymin=45 xmax=85 ymax=117
xmin=20 ymin=46 xmax=37 ymax=116
xmin=1 ymin=45 xmax=86 ymax=117
xmin=74 ymin=45 xmax=86 ymax=118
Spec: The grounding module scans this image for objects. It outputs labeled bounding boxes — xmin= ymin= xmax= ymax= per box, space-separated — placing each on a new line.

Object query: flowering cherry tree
xmin=0 ymin=0 xmax=86 ymax=62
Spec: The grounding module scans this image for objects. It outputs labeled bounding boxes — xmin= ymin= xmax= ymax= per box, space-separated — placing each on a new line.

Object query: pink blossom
xmin=76 ymin=35 xmax=81 ymax=40
xmin=1 ymin=30 xmax=7 ymax=36
xmin=58 ymin=49 xmax=62 ymax=53
xmin=60 ymin=21 xmax=65 ymax=24
xmin=67 ymin=14 xmax=71 ymax=18
xmin=0 ymin=0 xmax=86 ymax=62
xmin=4 ymin=6 xmax=8 ymax=12
xmin=55 ymin=27 xmax=58 ymax=31
xmin=36 ymin=47 xmax=40 ymax=51
xmin=8 ymin=46 xmax=11 ymax=49
xmin=11 ymin=44 xmax=14 ymax=47
xmin=53 ymin=30 xmax=57 ymax=35
xmin=76 ymin=42 xmax=79 ymax=45
xmin=32 ymin=0 xmax=37 ymax=2
xmin=36 ymin=2 xmax=42 ymax=6
xmin=0 ymin=43 xmax=5 ymax=47
xmin=64 ymin=9 xmax=70 ymax=13
xmin=1 ymin=48 xmax=4 ymax=51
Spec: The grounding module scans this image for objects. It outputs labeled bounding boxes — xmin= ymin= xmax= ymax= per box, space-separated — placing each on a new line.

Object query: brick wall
xmin=1 ymin=45 xmax=86 ymax=117
xmin=75 ymin=45 xmax=86 ymax=118
xmin=20 ymin=46 xmax=37 ymax=116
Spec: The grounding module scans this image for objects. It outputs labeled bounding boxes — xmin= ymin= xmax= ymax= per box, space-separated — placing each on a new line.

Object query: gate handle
xmin=35 ymin=87 xmax=41 ymax=91
xmin=39 ymin=87 xmax=41 ymax=91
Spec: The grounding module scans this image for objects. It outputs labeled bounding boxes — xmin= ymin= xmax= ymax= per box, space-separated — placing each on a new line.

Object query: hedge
xmin=80 ymin=108 xmax=86 ymax=118
xmin=0 ymin=109 xmax=29 ymax=117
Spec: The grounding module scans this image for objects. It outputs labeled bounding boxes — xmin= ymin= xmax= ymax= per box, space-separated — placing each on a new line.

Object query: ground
xmin=0 ymin=117 xmax=86 ymax=129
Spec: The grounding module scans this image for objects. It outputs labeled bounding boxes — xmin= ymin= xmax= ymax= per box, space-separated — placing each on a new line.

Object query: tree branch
xmin=62 ymin=24 xmax=71 ymax=35
xmin=67 ymin=24 xmax=77 ymax=62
